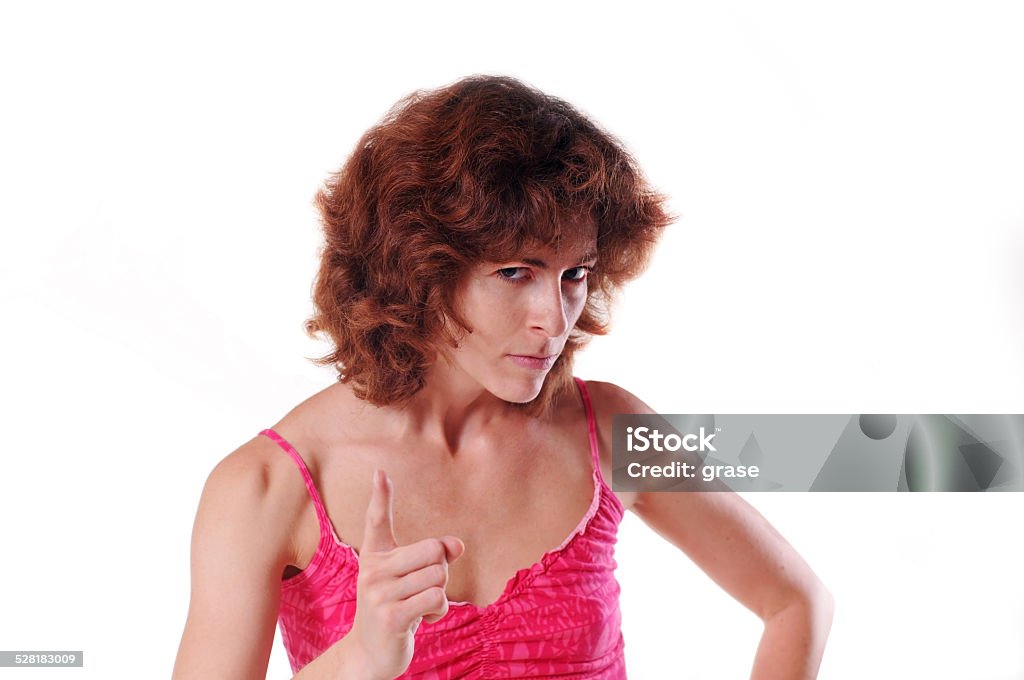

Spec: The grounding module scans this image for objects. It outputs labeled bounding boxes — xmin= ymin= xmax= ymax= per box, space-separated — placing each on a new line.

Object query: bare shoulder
xmin=272 ymin=379 xmax=377 ymax=452
xmin=205 ymin=434 xmax=307 ymax=513
xmin=577 ymin=380 xmax=655 ymax=510
xmin=580 ymin=380 xmax=656 ymax=449
xmin=195 ymin=434 xmax=310 ymax=565
xmin=582 ymin=380 xmax=655 ymax=416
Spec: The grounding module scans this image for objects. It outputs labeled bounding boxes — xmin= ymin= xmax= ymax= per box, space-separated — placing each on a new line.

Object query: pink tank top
xmin=260 ymin=378 xmax=627 ymax=678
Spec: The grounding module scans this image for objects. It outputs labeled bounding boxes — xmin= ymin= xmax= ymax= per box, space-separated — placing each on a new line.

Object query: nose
xmin=529 ymin=280 xmax=570 ymax=338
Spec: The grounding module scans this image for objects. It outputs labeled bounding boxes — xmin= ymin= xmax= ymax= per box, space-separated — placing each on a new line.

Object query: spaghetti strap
xmin=259 ymin=428 xmax=338 ymax=544
xmin=573 ymin=378 xmax=606 ymax=483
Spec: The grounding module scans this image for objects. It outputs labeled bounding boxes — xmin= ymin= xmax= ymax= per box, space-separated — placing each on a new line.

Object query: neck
xmin=393 ymin=359 xmax=515 ymax=456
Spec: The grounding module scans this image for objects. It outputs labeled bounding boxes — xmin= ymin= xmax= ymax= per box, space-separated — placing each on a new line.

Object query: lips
xmin=507 ymin=354 xmax=558 ymax=371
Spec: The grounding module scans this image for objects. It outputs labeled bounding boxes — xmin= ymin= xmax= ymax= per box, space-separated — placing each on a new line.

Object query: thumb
xmin=362 ymin=469 xmax=398 ymax=553
xmin=440 ymin=535 xmax=465 ymax=564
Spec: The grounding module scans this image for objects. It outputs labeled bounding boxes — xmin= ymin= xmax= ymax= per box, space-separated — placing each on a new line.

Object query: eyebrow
xmin=520 ymin=251 xmax=599 ymax=268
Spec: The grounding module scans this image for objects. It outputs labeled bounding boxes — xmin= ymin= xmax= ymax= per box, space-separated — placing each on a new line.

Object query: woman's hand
xmin=346 ymin=470 xmax=465 ymax=680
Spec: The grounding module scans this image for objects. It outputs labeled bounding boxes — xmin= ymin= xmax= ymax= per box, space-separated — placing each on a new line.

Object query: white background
xmin=2 ymin=1 xmax=1023 ymax=678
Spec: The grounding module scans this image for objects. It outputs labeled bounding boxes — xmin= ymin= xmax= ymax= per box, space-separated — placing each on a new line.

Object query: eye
xmin=562 ymin=266 xmax=590 ymax=282
xmin=496 ymin=267 xmax=528 ymax=281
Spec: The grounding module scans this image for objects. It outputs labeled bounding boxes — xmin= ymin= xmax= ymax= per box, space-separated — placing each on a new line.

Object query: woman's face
xmin=445 ymin=226 xmax=598 ymax=404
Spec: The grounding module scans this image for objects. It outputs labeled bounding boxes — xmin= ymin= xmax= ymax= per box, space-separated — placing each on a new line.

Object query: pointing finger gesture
xmin=345 ymin=470 xmax=464 ymax=680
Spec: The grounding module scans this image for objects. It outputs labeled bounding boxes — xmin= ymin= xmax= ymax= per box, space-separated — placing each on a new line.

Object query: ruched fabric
xmin=261 ymin=378 xmax=627 ymax=678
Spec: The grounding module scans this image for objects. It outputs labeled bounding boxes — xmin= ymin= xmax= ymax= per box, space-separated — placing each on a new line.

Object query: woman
xmin=172 ymin=75 xmax=833 ymax=679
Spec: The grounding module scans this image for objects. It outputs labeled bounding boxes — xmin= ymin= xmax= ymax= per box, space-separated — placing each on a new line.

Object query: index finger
xmin=362 ymin=469 xmax=399 ymax=553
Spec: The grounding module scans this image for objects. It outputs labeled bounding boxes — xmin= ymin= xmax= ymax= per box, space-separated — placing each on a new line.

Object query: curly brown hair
xmin=306 ymin=75 xmax=671 ymax=414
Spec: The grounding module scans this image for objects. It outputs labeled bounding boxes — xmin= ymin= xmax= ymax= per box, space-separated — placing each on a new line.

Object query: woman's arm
xmin=171 ymin=438 xmax=372 ymax=680
xmin=632 ymin=488 xmax=834 ymax=679
xmin=586 ymin=381 xmax=834 ymax=679
xmin=172 ymin=440 xmax=462 ymax=680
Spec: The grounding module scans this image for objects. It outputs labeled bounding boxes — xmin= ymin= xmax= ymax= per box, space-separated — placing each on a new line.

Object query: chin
xmin=491 ymin=375 xmax=546 ymax=404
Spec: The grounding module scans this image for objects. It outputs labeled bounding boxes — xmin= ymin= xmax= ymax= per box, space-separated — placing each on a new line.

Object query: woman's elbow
xmin=788 ymin=577 xmax=835 ymax=637
xmin=762 ymin=575 xmax=835 ymax=633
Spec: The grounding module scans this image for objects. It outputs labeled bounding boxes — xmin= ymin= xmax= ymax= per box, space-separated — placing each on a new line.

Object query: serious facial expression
xmin=447 ymin=225 xmax=599 ymax=404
